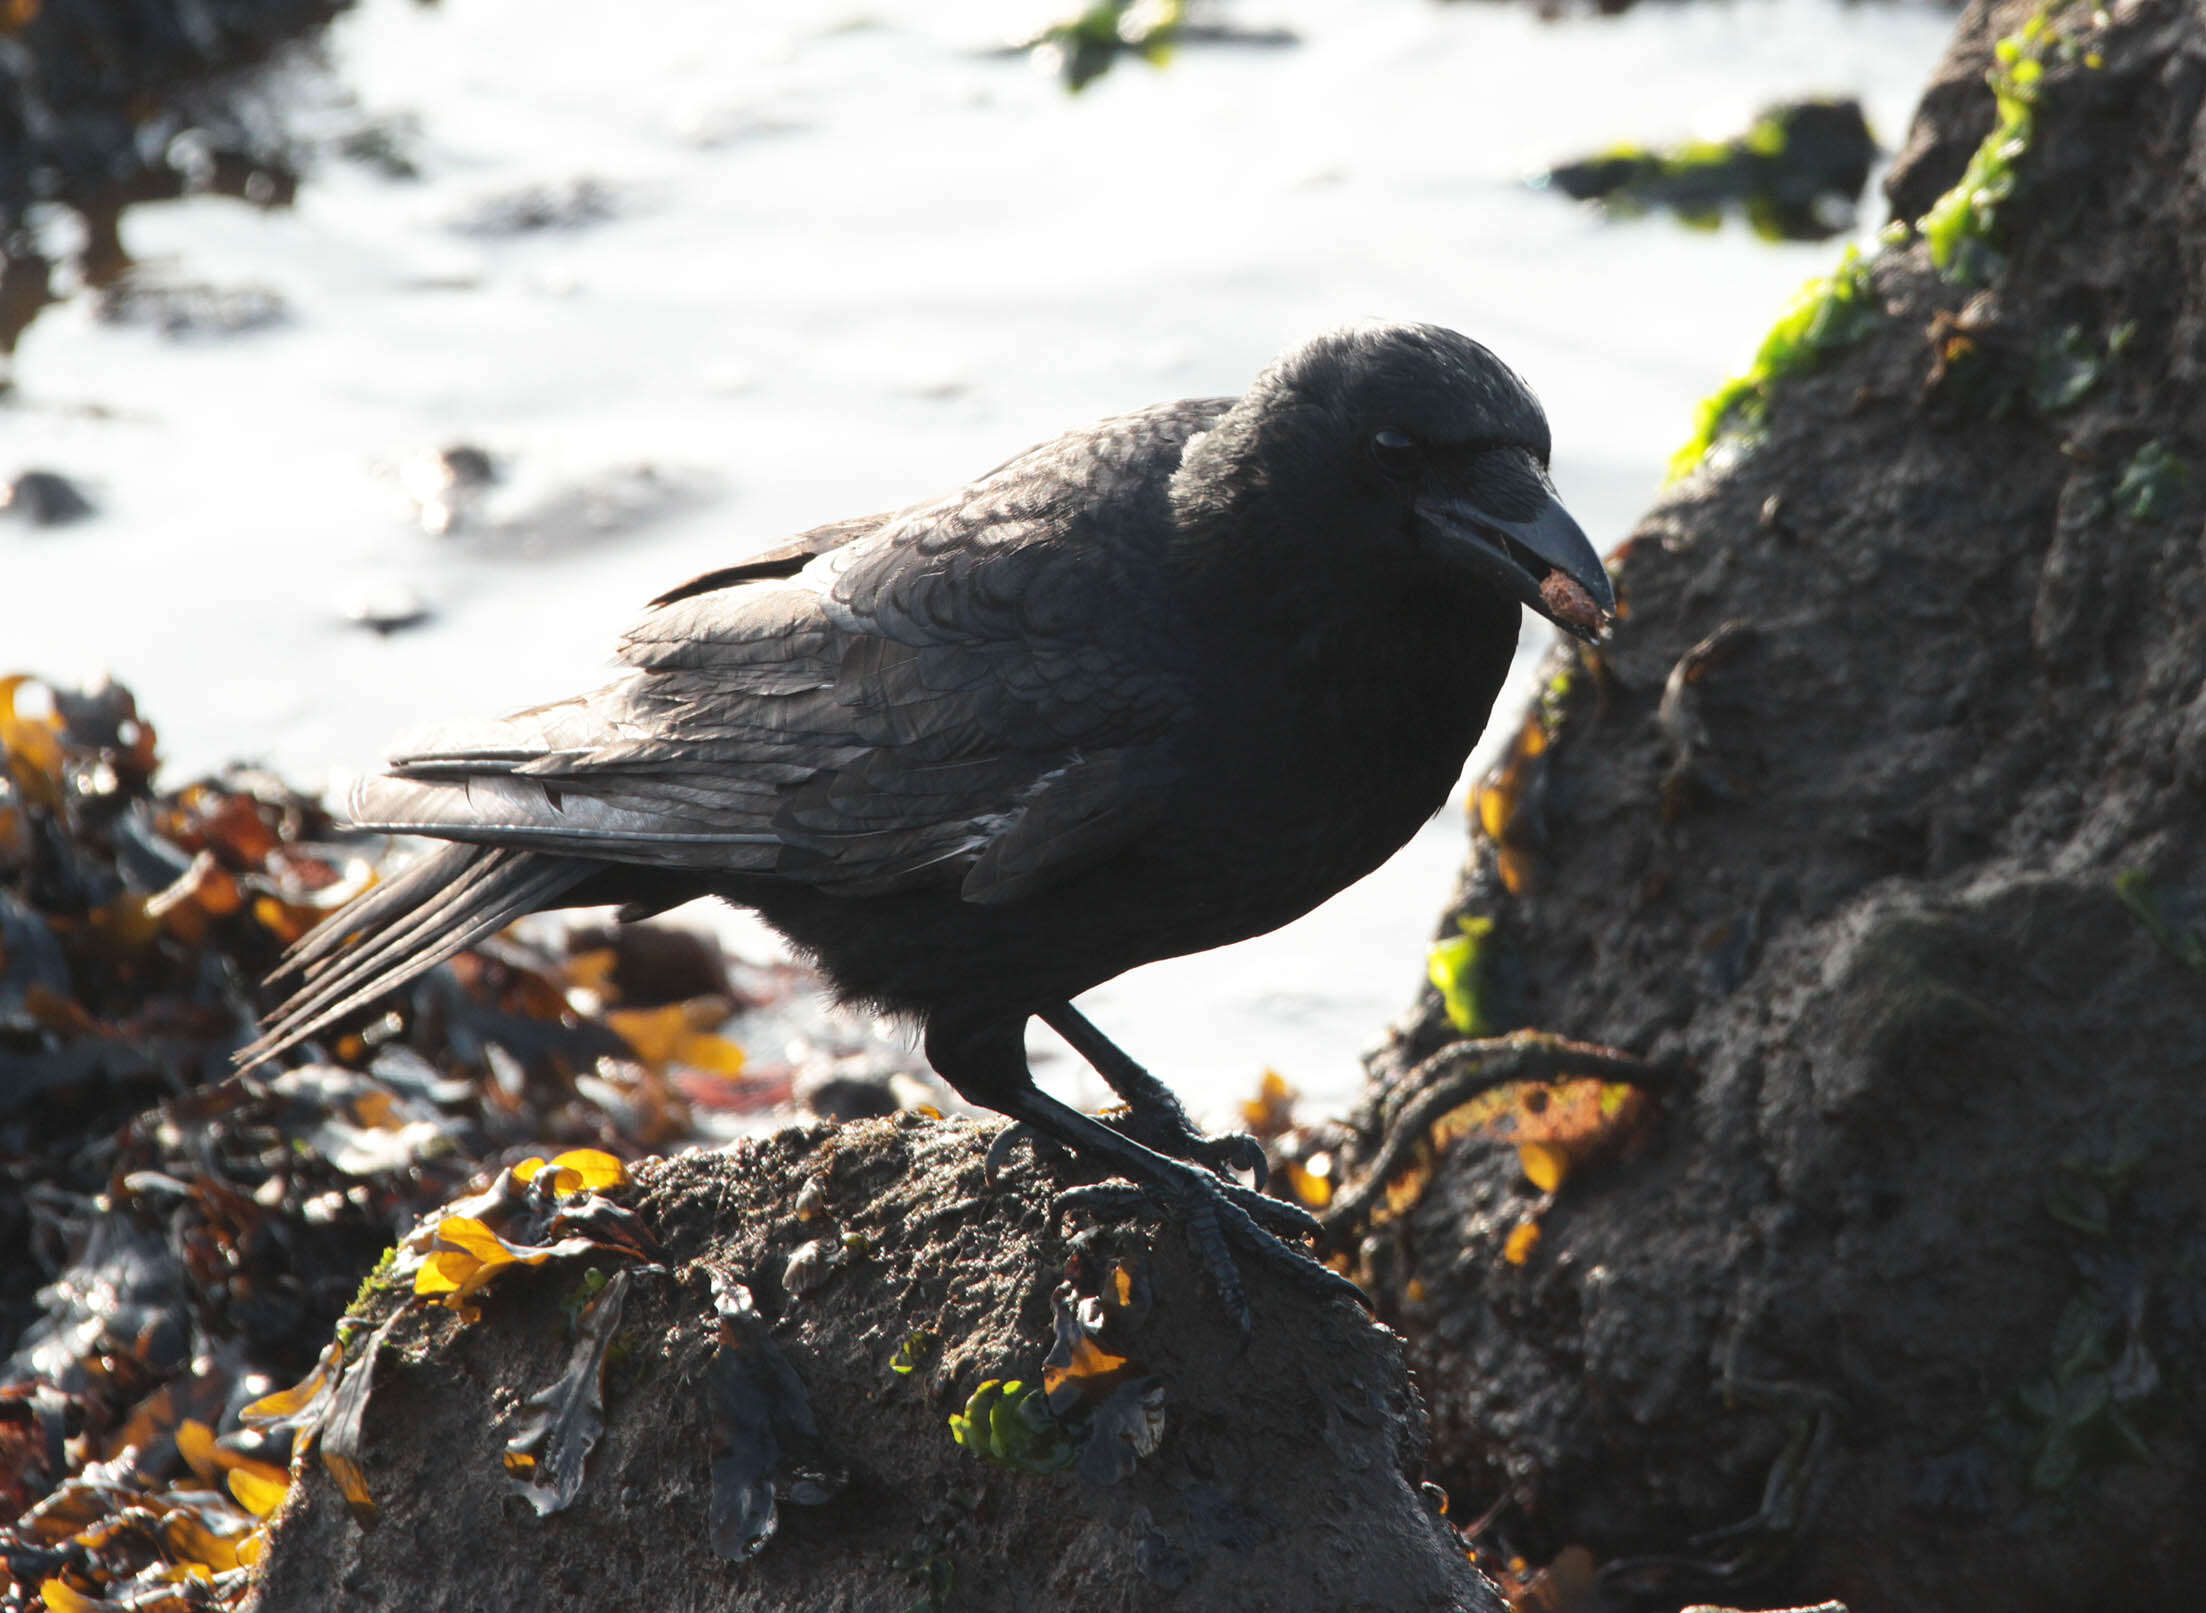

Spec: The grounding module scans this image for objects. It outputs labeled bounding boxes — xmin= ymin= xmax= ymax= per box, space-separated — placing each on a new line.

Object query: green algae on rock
xmin=1546 ymin=98 xmax=1879 ymax=243
xmin=1667 ymin=244 xmax=1883 ymax=481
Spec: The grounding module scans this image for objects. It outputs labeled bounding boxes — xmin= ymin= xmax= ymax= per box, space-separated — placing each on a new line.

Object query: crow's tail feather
xmin=238 ymin=842 xmax=593 ymax=1069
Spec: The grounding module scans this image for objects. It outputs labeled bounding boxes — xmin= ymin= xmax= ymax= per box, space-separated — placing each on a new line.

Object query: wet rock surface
xmin=1341 ymin=3 xmax=2206 ymax=1610
xmin=245 ymin=1122 xmax=1501 ymax=1613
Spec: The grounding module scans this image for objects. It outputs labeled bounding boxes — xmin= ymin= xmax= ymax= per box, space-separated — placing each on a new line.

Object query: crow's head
xmin=1176 ymin=322 xmax=1615 ymax=642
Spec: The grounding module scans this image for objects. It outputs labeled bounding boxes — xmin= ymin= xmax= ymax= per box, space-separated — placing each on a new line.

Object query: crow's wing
xmin=349 ymin=402 xmax=1223 ymax=907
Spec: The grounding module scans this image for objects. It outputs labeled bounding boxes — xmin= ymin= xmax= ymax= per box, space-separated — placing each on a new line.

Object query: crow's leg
xmin=929 ymin=1011 xmax=1365 ymax=1331
xmin=1037 ymin=1003 xmax=1267 ymax=1188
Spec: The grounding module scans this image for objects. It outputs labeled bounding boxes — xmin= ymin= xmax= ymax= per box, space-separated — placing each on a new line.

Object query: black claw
xmin=1236 ymin=1137 xmax=1271 ymax=1193
xmin=1094 ymin=1109 xmax=1263 ymax=1185
xmin=983 ymin=1122 xmax=1029 ymax=1185
xmin=985 ymin=1121 xmax=1070 ymax=1184
xmin=1202 ymin=1129 xmax=1270 ymax=1191
xmin=1050 ymin=1181 xmax=1149 ymax=1224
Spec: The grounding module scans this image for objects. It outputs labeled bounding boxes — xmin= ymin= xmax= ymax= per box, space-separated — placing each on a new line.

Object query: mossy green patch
xmin=2015 ymin=1295 xmax=2156 ymax=1493
xmin=892 ymin=1543 xmax=955 ymax=1613
xmin=560 ymin=1265 xmax=611 ymax=1329
xmin=947 ymin=1378 xmax=1073 ymax=1473
xmin=2011 ymin=1118 xmax=2159 ymax=1493
xmin=1546 ymin=99 xmax=1875 ymax=243
xmin=2115 ymin=440 xmax=2189 ymax=523
xmin=1427 ymin=915 xmax=1496 ymax=1037
xmin=2030 ymin=324 xmax=2102 ymax=414
xmin=338 ymin=1246 xmax=401 ymax=1343
xmin=1034 ymin=0 xmax=1184 ymax=92
xmin=1918 ymin=4 xmax=2078 ymax=282
xmin=890 ymin=1330 xmax=936 ymax=1377
xmin=1666 ymin=244 xmax=1881 ymax=481
xmin=1538 ymin=667 xmax=1575 ymax=737
xmin=1670 ymin=5 xmax=2102 ymax=481
xmin=2043 ymin=1129 xmax=2146 ymax=1238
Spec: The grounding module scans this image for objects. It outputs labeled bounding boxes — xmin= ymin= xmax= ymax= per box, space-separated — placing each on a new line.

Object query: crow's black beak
xmin=1418 ymin=461 xmax=1615 ymax=643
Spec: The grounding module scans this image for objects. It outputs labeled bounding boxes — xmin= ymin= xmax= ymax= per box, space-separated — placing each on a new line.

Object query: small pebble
xmin=793 ymin=1178 xmax=828 ymax=1221
xmin=783 ymin=1237 xmax=839 ymax=1295
xmin=3 ymin=470 xmax=95 ymax=526
xmin=343 ymin=585 xmax=433 ymax=636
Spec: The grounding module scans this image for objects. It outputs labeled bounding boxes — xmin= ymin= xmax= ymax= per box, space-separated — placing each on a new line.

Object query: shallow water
xmin=3 ymin=0 xmax=1956 ymax=1124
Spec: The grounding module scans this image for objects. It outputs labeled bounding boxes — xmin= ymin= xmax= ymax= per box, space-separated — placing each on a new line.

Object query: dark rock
xmin=394 ymin=443 xmax=500 ymax=537
xmin=342 ymin=587 xmax=433 ymax=637
xmin=246 ymin=1122 xmax=1502 ymax=1613
xmin=445 ymin=178 xmax=617 ymax=238
xmin=333 ymin=115 xmax=422 ymax=182
xmin=0 ymin=248 xmax=54 ymax=366
xmin=2 ymin=469 xmax=94 ymax=526
xmin=563 ymin=919 xmax=734 ymax=1007
xmin=1345 ymin=3 xmax=2206 ymax=1611
xmin=1881 ymin=0 xmax=2006 ymax=225
xmin=436 ymin=444 xmax=497 ymax=488
xmin=794 ymin=1069 xmax=901 ymax=1122
xmin=1546 ymin=99 xmax=1878 ymax=242
xmin=996 ymin=2 xmax=1298 ymax=94
xmin=95 ymin=275 xmax=288 ymax=338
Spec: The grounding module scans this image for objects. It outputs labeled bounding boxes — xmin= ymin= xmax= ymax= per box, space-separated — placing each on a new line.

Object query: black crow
xmin=245 ymin=322 xmax=1612 ymax=1323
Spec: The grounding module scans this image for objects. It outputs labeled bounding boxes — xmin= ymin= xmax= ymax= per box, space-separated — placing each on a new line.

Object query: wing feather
xmin=241 ymin=844 xmax=592 ymax=1066
xmin=339 ymin=399 xmax=1223 ymax=900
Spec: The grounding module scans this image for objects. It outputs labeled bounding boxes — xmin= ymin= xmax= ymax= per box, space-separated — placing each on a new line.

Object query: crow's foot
xmin=984 ymin=1083 xmax=1363 ymax=1332
xmin=1035 ymin=1002 xmax=1270 ymax=1190
xmin=1113 ymin=1112 xmax=1269 ymax=1189
xmin=1053 ymin=1165 xmax=1369 ymax=1333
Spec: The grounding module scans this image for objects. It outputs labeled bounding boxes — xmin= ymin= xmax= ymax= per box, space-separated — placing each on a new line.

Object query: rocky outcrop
xmin=247 ymin=1120 xmax=1501 ymax=1613
xmin=1342 ymin=3 xmax=2206 ymax=1609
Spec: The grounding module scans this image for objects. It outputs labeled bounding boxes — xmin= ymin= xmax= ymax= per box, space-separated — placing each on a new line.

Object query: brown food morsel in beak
xmin=1539 ymin=569 xmax=1607 ymax=635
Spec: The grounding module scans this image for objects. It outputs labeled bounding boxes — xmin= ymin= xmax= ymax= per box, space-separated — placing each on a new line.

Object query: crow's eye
xmin=1370 ymin=429 xmax=1421 ymax=478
